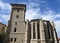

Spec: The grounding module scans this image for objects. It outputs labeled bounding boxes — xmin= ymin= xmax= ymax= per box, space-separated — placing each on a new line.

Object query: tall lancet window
xmin=49 ymin=23 xmax=52 ymax=39
xmin=33 ymin=22 xmax=36 ymax=39
xmin=37 ymin=22 xmax=40 ymax=39
xmin=47 ymin=22 xmax=51 ymax=39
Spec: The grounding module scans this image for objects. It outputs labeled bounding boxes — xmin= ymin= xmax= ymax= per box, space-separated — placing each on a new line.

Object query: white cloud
xmin=55 ymin=20 xmax=60 ymax=30
xmin=0 ymin=1 xmax=11 ymax=24
xmin=40 ymin=1 xmax=46 ymax=3
xmin=26 ymin=10 xmax=39 ymax=20
xmin=0 ymin=19 xmax=2 ymax=22
xmin=25 ymin=1 xmax=40 ymax=20
xmin=41 ymin=10 xmax=55 ymax=21
xmin=0 ymin=14 xmax=10 ymax=21
xmin=55 ymin=14 xmax=60 ymax=18
xmin=0 ymin=1 xmax=11 ymax=10
xmin=54 ymin=20 xmax=60 ymax=37
xmin=0 ymin=14 xmax=10 ymax=24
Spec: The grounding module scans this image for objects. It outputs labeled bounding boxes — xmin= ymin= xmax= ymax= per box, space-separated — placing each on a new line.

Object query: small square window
xmin=17 ymin=10 xmax=19 ymax=12
xmin=21 ymin=40 xmax=23 ymax=41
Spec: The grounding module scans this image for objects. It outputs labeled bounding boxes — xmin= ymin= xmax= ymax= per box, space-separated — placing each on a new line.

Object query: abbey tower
xmin=3 ymin=4 xmax=26 ymax=43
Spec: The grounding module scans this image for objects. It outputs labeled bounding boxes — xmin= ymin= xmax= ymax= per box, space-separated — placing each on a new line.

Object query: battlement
xmin=11 ymin=4 xmax=26 ymax=12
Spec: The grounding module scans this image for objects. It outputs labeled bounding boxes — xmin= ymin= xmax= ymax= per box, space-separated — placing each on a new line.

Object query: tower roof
xmin=11 ymin=4 xmax=26 ymax=12
xmin=30 ymin=19 xmax=50 ymax=22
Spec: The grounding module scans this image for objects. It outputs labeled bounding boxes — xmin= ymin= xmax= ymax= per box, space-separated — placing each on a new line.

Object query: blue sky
xmin=0 ymin=0 xmax=60 ymax=38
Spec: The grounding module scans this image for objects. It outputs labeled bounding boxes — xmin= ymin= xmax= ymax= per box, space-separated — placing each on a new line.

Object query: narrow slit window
xmin=33 ymin=22 xmax=36 ymax=39
xmin=14 ymin=27 xmax=16 ymax=32
xmin=15 ymin=22 xmax=17 ymax=25
xmin=11 ymin=38 xmax=13 ymax=42
xmin=16 ymin=15 xmax=19 ymax=18
xmin=14 ymin=38 xmax=16 ymax=42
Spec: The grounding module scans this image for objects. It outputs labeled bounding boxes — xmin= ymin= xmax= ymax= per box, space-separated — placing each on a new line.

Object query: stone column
xmin=40 ymin=20 xmax=44 ymax=39
xmin=25 ymin=21 xmax=28 ymax=43
xmin=35 ymin=21 xmax=38 ymax=39
xmin=40 ymin=20 xmax=43 ymax=43
xmin=31 ymin=22 xmax=33 ymax=39
xmin=51 ymin=22 xmax=57 ymax=43
xmin=54 ymin=31 xmax=57 ymax=43
xmin=40 ymin=20 xmax=45 ymax=43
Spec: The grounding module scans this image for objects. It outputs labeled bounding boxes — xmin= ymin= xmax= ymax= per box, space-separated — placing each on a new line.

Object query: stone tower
xmin=3 ymin=4 xmax=26 ymax=43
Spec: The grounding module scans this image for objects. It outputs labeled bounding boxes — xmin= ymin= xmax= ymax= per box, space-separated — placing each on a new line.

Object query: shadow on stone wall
xmin=3 ymin=20 xmax=11 ymax=43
